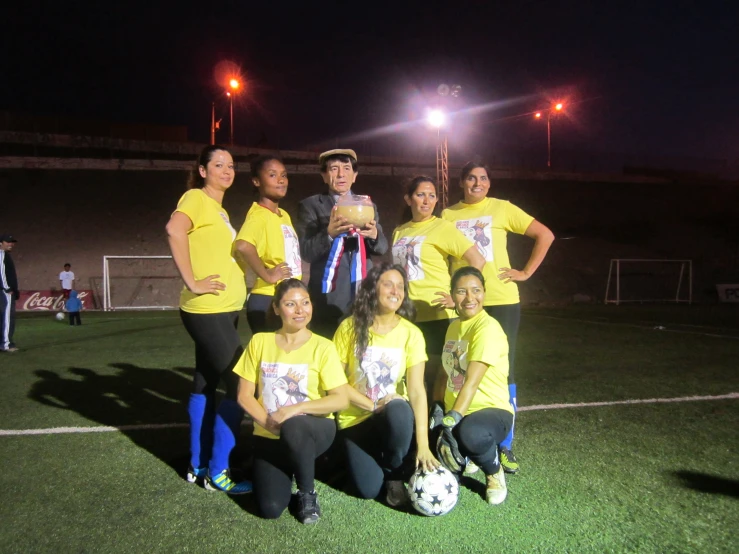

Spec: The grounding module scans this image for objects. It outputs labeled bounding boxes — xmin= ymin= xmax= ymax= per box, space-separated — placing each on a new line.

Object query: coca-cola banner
xmin=17 ymin=290 xmax=96 ymax=311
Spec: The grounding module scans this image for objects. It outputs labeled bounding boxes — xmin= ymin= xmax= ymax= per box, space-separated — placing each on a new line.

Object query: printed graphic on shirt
xmin=218 ymin=211 xmax=237 ymax=241
xmin=454 ymin=216 xmax=493 ymax=262
xmin=392 ymin=236 xmax=426 ymax=281
xmin=260 ymin=363 xmax=309 ymax=413
xmin=355 ymin=347 xmax=402 ymax=402
xmin=282 ymin=224 xmax=302 ymax=277
xmin=442 ymin=340 xmax=469 ymax=393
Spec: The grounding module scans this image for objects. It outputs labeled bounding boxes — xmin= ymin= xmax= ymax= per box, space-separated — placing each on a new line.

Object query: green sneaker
xmin=499 ymin=447 xmax=520 ymax=474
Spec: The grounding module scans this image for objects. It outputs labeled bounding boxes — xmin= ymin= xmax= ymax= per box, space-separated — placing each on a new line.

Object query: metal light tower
xmin=535 ymin=102 xmax=564 ymax=168
xmin=431 ymin=84 xmax=461 ymax=209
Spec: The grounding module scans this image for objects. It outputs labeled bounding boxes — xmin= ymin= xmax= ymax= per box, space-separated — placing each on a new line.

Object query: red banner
xmin=16 ymin=290 xmax=96 ymax=311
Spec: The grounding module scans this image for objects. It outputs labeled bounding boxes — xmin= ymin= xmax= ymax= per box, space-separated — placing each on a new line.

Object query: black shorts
xmin=415 ymin=318 xmax=454 ymax=357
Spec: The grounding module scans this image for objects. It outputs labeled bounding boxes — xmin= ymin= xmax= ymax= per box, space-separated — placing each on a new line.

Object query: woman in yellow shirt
xmin=435 ymin=266 xmax=513 ymax=506
xmin=333 ymin=263 xmax=439 ymax=507
xmin=441 ymin=161 xmax=554 ymax=474
xmin=391 ymin=176 xmax=485 ymax=398
xmin=234 ymin=156 xmax=301 ymax=334
xmin=234 ymin=279 xmax=350 ymax=525
xmin=166 ymin=145 xmax=251 ymax=494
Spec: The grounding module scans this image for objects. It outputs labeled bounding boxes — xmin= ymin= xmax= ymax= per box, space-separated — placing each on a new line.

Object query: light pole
xmin=429 ymin=84 xmax=461 ymax=209
xmin=535 ymin=102 xmax=564 ymax=168
xmin=228 ymin=78 xmax=239 ymax=146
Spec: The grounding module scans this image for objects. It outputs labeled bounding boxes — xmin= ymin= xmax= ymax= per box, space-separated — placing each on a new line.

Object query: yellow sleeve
xmin=175 ymin=190 xmax=203 ymax=226
xmin=437 ymin=220 xmax=474 ymax=259
xmin=319 ymin=342 xmax=350 ymax=391
xmin=332 ymin=318 xmax=355 ymax=365
xmin=233 ymin=335 xmax=260 ymax=382
xmin=503 ymin=201 xmax=535 ymax=235
xmin=405 ymin=323 xmax=428 ymax=368
xmin=467 ymin=318 xmax=508 ymax=367
xmin=235 ymin=208 xmax=266 ymax=253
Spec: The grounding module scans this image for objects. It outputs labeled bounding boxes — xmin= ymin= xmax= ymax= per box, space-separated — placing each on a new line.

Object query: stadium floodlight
xmin=427 ymin=109 xmax=446 ymax=128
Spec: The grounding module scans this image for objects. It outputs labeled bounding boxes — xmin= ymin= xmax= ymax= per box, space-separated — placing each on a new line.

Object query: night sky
xmin=3 ymin=1 xmax=738 ymax=167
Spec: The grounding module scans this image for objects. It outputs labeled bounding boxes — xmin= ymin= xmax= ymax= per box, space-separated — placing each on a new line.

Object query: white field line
xmin=530 ymin=314 xmax=739 ymax=340
xmin=1 ymin=393 xmax=737 ymax=436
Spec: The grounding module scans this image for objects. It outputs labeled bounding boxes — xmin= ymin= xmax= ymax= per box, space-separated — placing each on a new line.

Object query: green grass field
xmin=1 ymin=306 xmax=737 ymax=553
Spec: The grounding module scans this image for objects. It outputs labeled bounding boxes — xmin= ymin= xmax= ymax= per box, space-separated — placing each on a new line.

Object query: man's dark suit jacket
xmin=296 ymin=191 xmax=388 ymax=335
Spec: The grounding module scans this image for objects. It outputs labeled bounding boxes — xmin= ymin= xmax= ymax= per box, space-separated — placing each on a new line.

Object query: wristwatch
xmin=442 ymin=410 xmax=463 ymax=428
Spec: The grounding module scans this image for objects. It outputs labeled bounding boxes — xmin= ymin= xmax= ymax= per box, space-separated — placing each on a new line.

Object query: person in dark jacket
xmin=295 ymin=149 xmax=388 ymax=338
xmin=0 ymin=234 xmax=19 ymax=352
xmin=65 ymin=290 xmax=83 ymax=326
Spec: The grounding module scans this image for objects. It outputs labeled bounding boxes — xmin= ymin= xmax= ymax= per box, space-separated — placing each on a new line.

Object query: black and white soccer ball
xmin=408 ymin=466 xmax=459 ymax=516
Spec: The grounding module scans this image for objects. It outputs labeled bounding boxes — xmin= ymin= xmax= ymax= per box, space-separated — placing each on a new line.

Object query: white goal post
xmin=103 ymin=255 xmax=180 ymax=311
xmin=604 ymin=259 xmax=692 ymax=305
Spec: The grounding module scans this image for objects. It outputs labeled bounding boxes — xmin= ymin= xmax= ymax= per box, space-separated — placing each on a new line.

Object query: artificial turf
xmin=0 ymin=307 xmax=737 ymax=553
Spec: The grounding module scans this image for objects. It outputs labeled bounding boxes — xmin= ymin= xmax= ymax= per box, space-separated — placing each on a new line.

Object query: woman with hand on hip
xmin=333 ymin=263 xmax=439 ymax=507
xmin=234 ymin=279 xmax=350 ymax=524
xmin=441 ymin=161 xmax=554 ymax=474
xmin=391 ymin=176 xmax=484 ymax=400
xmin=436 ymin=266 xmax=513 ymax=506
xmin=166 ymin=145 xmax=251 ymax=494
xmin=234 ymin=155 xmax=301 ymax=334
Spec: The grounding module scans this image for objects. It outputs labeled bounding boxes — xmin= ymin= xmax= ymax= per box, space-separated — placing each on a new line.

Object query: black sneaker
xmin=296 ymin=490 xmax=321 ymax=524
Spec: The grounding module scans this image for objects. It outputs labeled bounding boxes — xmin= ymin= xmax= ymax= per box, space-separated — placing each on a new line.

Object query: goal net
xmin=103 ymin=256 xmax=181 ymax=311
xmin=604 ymin=259 xmax=692 ymax=305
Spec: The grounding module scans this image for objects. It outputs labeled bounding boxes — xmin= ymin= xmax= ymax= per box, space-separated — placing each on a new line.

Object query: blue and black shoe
xmin=204 ymin=470 xmax=253 ymax=494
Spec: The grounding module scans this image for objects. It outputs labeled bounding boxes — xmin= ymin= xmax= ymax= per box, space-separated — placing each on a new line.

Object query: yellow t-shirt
xmin=333 ymin=316 xmax=428 ymax=430
xmin=441 ymin=309 xmax=512 ymax=416
xmin=175 ymin=189 xmax=246 ymax=314
xmin=441 ymin=197 xmax=534 ymax=306
xmin=233 ymin=332 xmax=348 ymax=439
xmin=391 ymin=217 xmax=474 ymax=322
xmin=235 ymin=202 xmax=302 ymax=297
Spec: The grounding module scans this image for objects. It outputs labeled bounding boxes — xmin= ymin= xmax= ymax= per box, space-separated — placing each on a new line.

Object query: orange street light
xmin=229 ymin=78 xmax=240 ymax=90
xmin=535 ymin=102 xmax=565 ymax=168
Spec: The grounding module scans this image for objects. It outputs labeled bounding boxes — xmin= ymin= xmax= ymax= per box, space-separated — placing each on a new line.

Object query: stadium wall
xmin=1 ymin=167 xmax=738 ymax=307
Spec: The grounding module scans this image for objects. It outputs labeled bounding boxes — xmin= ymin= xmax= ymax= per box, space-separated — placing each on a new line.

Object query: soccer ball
xmin=408 ymin=466 xmax=459 ymax=516
xmin=55 ymin=312 xmax=65 ymax=321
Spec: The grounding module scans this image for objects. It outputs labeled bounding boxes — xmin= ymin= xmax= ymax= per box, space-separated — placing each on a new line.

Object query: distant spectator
xmin=59 ymin=263 xmax=75 ymax=299
xmin=65 ymin=290 xmax=82 ymax=326
xmin=0 ymin=234 xmax=20 ymax=353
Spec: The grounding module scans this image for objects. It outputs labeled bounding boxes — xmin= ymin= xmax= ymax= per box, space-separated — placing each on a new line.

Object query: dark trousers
xmin=484 ymin=304 xmax=521 ymax=382
xmin=252 ymin=416 xmax=336 ymax=519
xmin=246 ymin=293 xmax=279 ymax=335
xmin=68 ymin=311 xmax=81 ymax=326
xmin=179 ymin=310 xmax=243 ymax=399
xmin=339 ymin=399 xmax=415 ymax=499
xmin=453 ymin=408 xmax=513 ymax=475
xmin=0 ymin=290 xmax=16 ymax=350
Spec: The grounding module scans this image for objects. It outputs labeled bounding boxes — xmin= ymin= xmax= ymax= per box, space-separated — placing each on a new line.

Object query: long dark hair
xmin=399 ymin=175 xmax=439 ymax=224
xmin=351 ymin=263 xmax=416 ymax=360
xmin=186 ymin=145 xmax=232 ymax=189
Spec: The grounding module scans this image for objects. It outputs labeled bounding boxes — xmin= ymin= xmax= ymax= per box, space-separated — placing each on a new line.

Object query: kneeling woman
xmin=234 ymin=279 xmax=350 ymax=524
xmin=333 ymin=263 xmax=439 ymax=506
xmin=438 ymin=267 xmax=514 ymax=505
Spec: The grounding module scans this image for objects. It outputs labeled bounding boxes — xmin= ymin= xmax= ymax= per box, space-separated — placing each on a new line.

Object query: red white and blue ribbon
xmin=322 ymin=230 xmax=367 ymax=297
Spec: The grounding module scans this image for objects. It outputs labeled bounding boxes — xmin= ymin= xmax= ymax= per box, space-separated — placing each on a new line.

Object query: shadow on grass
xmin=673 ymin=470 xmax=739 ymax=498
xmin=27 ymin=363 xmax=253 ymax=484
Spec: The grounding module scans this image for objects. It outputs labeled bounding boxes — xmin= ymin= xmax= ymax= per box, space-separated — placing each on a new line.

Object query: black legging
xmin=246 ymin=293 xmax=280 ymax=335
xmin=453 ymin=408 xmax=513 ymax=474
xmin=484 ymin=304 xmax=520 ymax=383
xmin=339 ymin=399 xmax=415 ymax=499
xmin=252 ymin=415 xmax=336 ymax=519
xmin=179 ymin=310 xmax=242 ymax=399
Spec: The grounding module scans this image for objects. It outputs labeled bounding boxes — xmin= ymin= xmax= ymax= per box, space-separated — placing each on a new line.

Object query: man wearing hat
xmin=296 ymin=149 xmax=388 ymax=337
xmin=0 ymin=234 xmax=20 ymax=353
